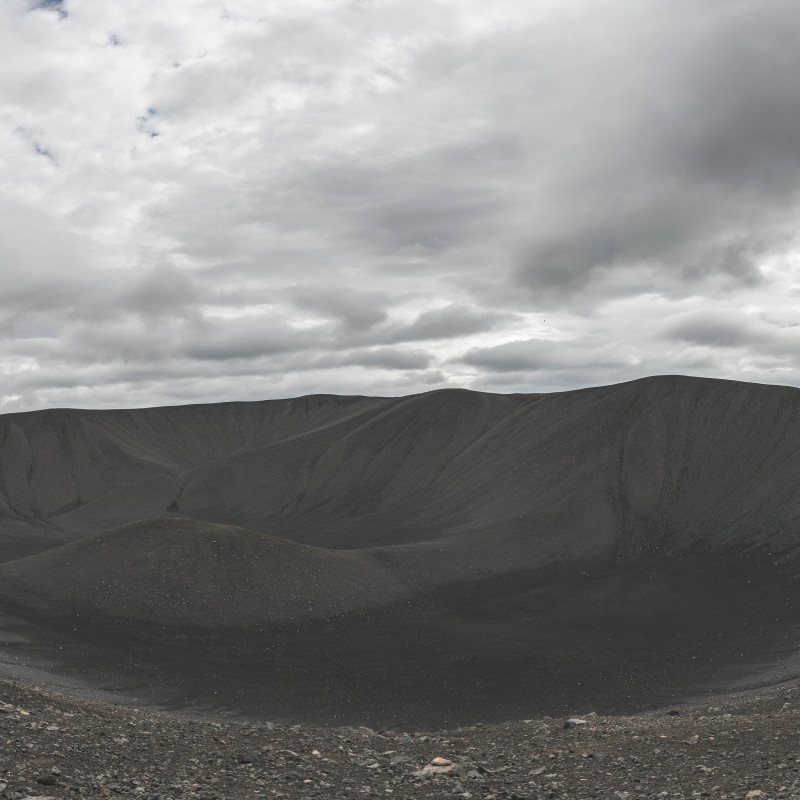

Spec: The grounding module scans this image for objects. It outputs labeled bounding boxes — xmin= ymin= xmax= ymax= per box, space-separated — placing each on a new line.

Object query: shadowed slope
xmin=0 ymin=395 xmax=392 ymax=559
xmin=1 ymin=529 xmax=799 ymax=727
xmin=186 ymin=376 xmax=800 ymax=570
xmin=4 ymin=376 xmax=800 ymax=567
xmin=0 ymin=518 xmax=409 ymax=627
xmin=3 ymin=377 xmax=800 ymax=725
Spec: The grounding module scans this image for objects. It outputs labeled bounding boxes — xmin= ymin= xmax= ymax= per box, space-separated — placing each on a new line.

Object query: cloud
xmin=30 ymin=0 xmax=67 ymax=18
xmin=661 ymin=309 xmax=800 ymax=358
xmin=2 ymin=0 xmax=800 ymax=410
xmin=119 ymin=264 xmax=203 ymax=319
xmin=315 ymin=347 xmax=431 ymax=371
xmin=510 ymin=0 xmax=800 ymax=302
xmin=182 ymin=317 xmax=319 ymax=362
xmin=288 ymin=285 xmax=391 ymax=333
xmin=381 ymin=304 xmax=513 ymax=344
xmin=662 ymin=311 xmax=769 ymax=349
xmin=462 ymin=338 xmax=632 ymax=374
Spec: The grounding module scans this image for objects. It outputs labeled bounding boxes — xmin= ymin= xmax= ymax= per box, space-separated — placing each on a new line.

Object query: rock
xmin=411 ymin=768 xmax=430 ymax=778
xmin=409 ymin=755 xmax=458 ymax=775
xmin=36 ymin=775 xmax=57 ymax=786
xmin=4 ymin=672 xmax=800 ymax=800
xmin=564 ymin=718 xmax=588 ymax=728
xmin=414 ymin=758 xmax=457 ymax=776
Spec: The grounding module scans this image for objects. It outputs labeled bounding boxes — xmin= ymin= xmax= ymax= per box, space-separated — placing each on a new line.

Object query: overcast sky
xmin=2 ymin=0 xmax=800 ymax=411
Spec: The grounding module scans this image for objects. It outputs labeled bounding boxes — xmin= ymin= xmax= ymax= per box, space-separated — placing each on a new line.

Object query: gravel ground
xmin=3 ymin=676 xmax=800 ymax=800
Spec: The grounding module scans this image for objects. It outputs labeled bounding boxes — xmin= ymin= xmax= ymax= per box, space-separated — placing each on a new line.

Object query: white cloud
xmin=1 ymin=0 xmax=800 ymax=410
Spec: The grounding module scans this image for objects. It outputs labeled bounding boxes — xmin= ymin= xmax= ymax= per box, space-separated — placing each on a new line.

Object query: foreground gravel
xmin=2 ymin=677 xmax=800 ymax=800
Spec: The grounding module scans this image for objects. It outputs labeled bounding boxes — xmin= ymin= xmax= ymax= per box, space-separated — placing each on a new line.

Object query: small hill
xmin=0 ymin=518 xmax=409 ymax=627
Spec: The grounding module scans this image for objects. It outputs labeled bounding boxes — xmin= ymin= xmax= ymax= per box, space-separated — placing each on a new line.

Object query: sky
xmin=2 ymin=0 xmax=800 ymax=412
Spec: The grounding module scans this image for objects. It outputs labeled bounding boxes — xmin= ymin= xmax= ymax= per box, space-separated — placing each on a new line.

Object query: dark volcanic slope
xmin=0 ymin=393 xmax=393 ymax=559
xmin=3 ymin=375 xmax=800 ymax=726
xmin=3 ymin=375 xmax=800 ymax=564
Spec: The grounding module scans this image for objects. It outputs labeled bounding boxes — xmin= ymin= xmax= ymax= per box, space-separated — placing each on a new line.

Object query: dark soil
xmin=1 ymin=551 xmax=799 ymax=730
xmin=3 ymin=674 xmax=800 ymax=800
xmin=3 ymin=377 xmax=800 ymax=797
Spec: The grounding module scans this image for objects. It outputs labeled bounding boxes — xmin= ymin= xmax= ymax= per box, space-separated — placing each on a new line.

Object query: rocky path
xmin=2 ymin=677 xmax=800 ymax=800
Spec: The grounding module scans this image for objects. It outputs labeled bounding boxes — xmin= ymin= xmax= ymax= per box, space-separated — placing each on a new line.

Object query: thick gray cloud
xmin=120 ymin=265 xmax=204 ymax=319
xmin=662 ymin=309 xmax=800 ymax=359
xmin=463 ymin=339 xmax=630 ymax=374
xmin=288 ymin=285 xmax=391 ymax=333
xmin=663 ymin=312 xmax=769 ymax=350
xmin=511 ymin=0 xmax=800 ymax=301
xmin=2 ymin=0 xmax=800 ymax=412
xmin=379 ymin=305 xmax=513 ymax=344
